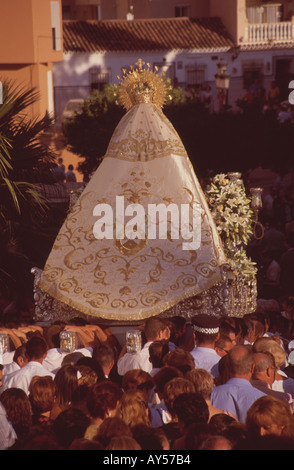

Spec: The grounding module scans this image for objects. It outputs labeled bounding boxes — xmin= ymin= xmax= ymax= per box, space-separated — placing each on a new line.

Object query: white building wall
xmin=53 ymin=48 xmax=294 ymax=119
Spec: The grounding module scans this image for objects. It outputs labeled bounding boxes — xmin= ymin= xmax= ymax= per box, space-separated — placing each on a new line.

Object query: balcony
xmin=244 ymin=21 xmax=294 ymax=43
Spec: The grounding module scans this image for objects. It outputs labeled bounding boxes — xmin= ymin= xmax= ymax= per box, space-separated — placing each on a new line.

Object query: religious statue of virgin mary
xmin=35 ymin=60 xmax=234 ymax=324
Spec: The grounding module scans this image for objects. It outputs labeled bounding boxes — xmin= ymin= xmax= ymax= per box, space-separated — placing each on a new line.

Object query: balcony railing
xmin=244 ymin=22 xmax=294 ymax=43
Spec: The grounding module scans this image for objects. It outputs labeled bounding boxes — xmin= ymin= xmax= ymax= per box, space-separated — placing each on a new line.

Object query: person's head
xmin=76 ymin=364 xmax=98 ymax=387
xmin=122 ymin=369 xmax=154 ymax=402
xmin=29 ymin=375 xmax=56 ymax=416
xmin=94 ymin=417 xmax=132 ymax=447
xmin=168 ymin=316 xmax=187 ymax=344
xmin=163 ymin=348 xmax=195 ymax=374
xmin=172 ymin=392 xmax=209 ymax=433
xmin=185 ymin=368 xmax=214 ymax=401
xmin=106 ymin=436 xmax=142 ymax=450
xmin=93 ymin=344 xmax=115 ymax=377
xmin=43 ymin=323 xmax=64 ymax=349
xmin=0 ymin=387 xmax=32 ymax=439
xmin=53 ymin=408 xmax=90 ymax=449
xmin=75 ymin=356 xmax=105 ymax=381
xmin=227 ymin=345 xmax=255 ymax=380
xmin=132 ymin=424 xmax=169 ymax=450
xmin=61 ymin=352 xmax=85 ymax=368
xmin=143 ymin=317 xmax=167 ymax=342
xmin=69 ymin=438 xmax=104 ymax=450
xmin=199 ymin=435 xmax=233 ymax=450
xmin=214 ymin=354 xmax=232 ymax=385
xmin=252 ymin=351 xmax=276 ymax=386
xmin=163 ymin=377 xmax=195 ymax=419
xmin=253 ymin=338 xmax=286 ymax=369
xmin=184 ymin=422 xmax=214 ymax=450
xmin=18 ymin=425 xmax=59 ymax=450
xmin=215 ymin=335 xmax=234 ymax=357
xmin=192 ymin=315 xmax=220 ymax=347
xmin=233 ymin=317 xmax=249 ymax=345
xmin=153 ymin=366 xmax=183 ymax=399
xmin=246 ymin=396 xmax=294 ymax=439
xmin=54 ymin=364 xmax=80 ymax=411
xmin=209 ymin=413 xmax=237 ymax=434
xmin=25 ymin=336 xmax=48 ymax=363
xmin=148 ymin=340 xmax=169 ymax=369
xmin=68 ymin=164 xmax=74 ymax=171
xmin=86 ymin=380 xmax=123 ymax=423
xmin=209 ymin=413 xmax=246 ymax=448
xmin=247 ymin=315 xmax=266 ymax=343
xmin=13 ymin=345 xmax=28 ymax=368
xmin=116 ymin=389 xmax=150 ymax=429
xmin=219 ymin=320 xmax=237 ymax=346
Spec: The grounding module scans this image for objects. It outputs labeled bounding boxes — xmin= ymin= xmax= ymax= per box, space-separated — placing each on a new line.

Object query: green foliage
xmin=64 ymin=84 xmax=294 ymax=180
xmin=0 ymin=80 xmax=58 ymax=298
xmin=63 ymin=86 xmax=125 ymax=175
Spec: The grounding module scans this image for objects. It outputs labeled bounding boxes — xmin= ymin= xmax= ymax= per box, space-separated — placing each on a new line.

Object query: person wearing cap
xmin=190 ymin=315 xmax=221 ymax=378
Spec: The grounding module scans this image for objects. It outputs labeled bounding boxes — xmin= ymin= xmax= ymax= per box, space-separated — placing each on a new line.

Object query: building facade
xmin=53 ymin=1 xmax=294 ymax=120
xmin=0 ymin=0 xmax=63 ymax=119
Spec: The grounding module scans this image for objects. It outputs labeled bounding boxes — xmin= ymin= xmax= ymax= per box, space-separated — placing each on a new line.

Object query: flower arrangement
xmin=206 ymin=173 xmax=257 ymax=280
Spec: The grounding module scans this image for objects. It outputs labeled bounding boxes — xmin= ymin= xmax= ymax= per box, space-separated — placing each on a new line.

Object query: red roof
xmin=63 ymin=17 xmax=234 ymax=53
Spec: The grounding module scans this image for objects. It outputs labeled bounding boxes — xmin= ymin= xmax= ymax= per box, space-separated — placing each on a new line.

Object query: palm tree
xmin=0 ymin=80 xmax=60 ymax=311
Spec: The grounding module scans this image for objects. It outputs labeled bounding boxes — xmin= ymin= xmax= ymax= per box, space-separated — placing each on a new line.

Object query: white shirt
xmin=0 ymin=403 xmax=17 ymax=450
xmin=3 ymin=362 xmax=20 ymax=376
xmin=42 ymin=347 xmax=93 ymax=373
xmin=117 ymin=341 xmax=153 ymax=376
xmin=0 ymin=351 xmax=15 ymax=366
xmin=190 ymin=346 xmax=220 ymax=378
xmin=2 ymin=361 xmax=55 ymax=395
xmin=272 ymin=371 xmax=294 ymax=397
xmin=117 ymin=341 xmax=175 ymax=376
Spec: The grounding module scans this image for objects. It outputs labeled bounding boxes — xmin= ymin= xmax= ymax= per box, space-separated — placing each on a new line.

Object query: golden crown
xmin=117 ymin=59 xmax=172 ymax=111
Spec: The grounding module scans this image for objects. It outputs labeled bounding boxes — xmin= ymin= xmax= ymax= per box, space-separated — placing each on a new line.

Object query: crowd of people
xmin=0 ymin=303 xmax=294 ymax=451
xmin=51 ymin=158 xmax=77 ymax=183
xmin=239 ymin=79 xmax=293 ymax=123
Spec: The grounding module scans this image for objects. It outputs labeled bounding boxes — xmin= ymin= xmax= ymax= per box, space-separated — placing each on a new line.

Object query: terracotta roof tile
xmin=63 ymin=17 xmax=234 ymax=53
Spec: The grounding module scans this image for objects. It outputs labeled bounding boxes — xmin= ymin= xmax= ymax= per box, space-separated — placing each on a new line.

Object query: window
xmin=247 ymin=4 xmax=283 ymax=23
xmin=242 ymin=60 xmax=264 ymax=89
xmin=62 ymin=5 xmax=71 ymax=20
xmin=186 ymin=64 xmax=206 ymax=86
xmin=175 ymin=5 xmax=191 ymax=17
xmin=89 ymin=67 xmax=110 ymax=92
xmin=51 ymin=1 xmax=61 ymax=51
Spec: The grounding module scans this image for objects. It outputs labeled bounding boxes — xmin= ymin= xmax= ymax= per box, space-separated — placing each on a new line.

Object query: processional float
xmin=32 ymin=60 xmax=260 ymax=326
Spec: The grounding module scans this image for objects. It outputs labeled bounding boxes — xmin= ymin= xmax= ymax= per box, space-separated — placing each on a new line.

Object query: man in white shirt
xmin=2 ymin=336 xmax=54 ymax=395
xmin=117 ymin=317 xmax=171 ymax=376
xmin=190 ymin=314 xmax=221 ymax=378
xmin=3 ymin=345 xmax=28 ymax=377
xmin=42 ymin=346 xmax=93 ymax=374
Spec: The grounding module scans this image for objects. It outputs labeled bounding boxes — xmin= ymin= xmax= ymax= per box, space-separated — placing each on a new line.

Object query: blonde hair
xmin=163 ymin=377 xmax=195 ymax=416
xmin=253 ymin=338 xmax=286 ymax=368
xmin=185 ymin=368 xmax=214 ymax=400
xmin=116 ymin=389 xmax=150 ymax=429
xmin=246 ymin=396 xmax=293 ymax=437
